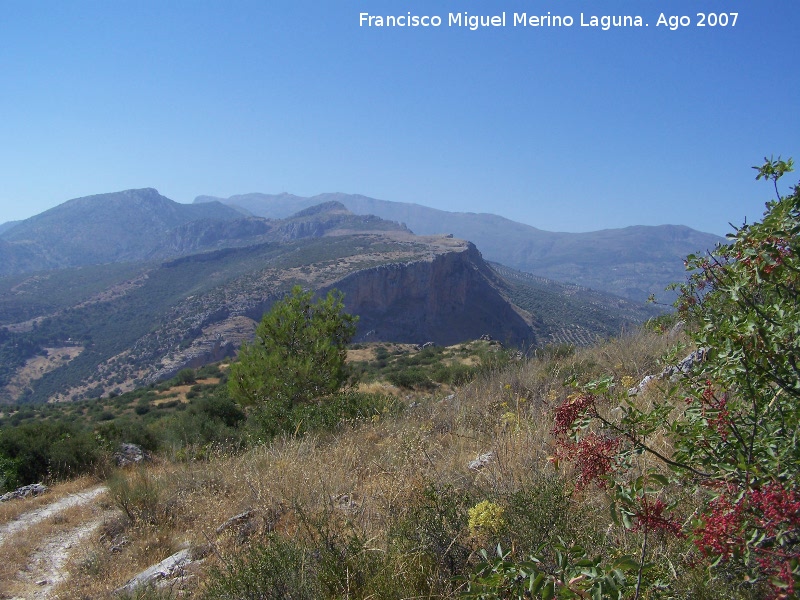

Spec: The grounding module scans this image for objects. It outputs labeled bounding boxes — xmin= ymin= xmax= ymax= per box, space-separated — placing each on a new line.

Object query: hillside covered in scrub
xmin=0 ymin=324 xmax=683 ymax=598
xmin=0 ymin=194 xmax=660 ymax=405
xmin=0 ymin=321 xmax=777 ymax=599
xmin=1 ymin=159 xmax=796 ymax=599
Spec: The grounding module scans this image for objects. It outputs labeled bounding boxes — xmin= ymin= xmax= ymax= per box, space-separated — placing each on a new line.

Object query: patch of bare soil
xmin=151 ymin=377 xmax=222 ymax=405
xmin=347 ymin=347 xmax=376 ymax=362
xmin=2 ymin=347 xmax=84 ymax=402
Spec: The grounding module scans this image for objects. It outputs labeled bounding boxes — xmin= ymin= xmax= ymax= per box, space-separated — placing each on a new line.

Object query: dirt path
xmin=0 ymin=485 xmax=106 ymax=545
xmin=14 ymin=514 xmax=107 ymax=599
xmin=0 ymin=485 xmax=109 ymax=600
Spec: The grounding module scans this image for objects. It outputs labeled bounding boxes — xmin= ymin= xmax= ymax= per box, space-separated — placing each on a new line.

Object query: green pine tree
xmin=228 ymin=286 xmax=358 ymax=410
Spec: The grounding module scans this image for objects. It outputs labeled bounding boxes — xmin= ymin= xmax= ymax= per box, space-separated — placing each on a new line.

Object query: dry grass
xmin=40 ymin=328 xmax=689 ymax=597
xmin=151 ymin=377 xmax=222 ymax=405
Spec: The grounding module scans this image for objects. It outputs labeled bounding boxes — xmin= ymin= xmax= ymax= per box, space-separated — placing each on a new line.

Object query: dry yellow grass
xmin=41 ymin=328 xmax=687 ymax=597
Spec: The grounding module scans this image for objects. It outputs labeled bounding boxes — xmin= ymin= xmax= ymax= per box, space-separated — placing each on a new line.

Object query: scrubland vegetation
xmin=0 ymin=159 xmax=797 ymax=598
xmin=2 ymin=322 xmax=785 ymax=599
xmin=54 ymin=326 xmax=689 ymax=599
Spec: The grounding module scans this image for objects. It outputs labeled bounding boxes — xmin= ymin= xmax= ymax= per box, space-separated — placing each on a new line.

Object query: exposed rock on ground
xmin=0 ymin=483 xmax=48 ymax=503
xmin=113 ymin=443 xmax=148 ymax=467
xmin=115 ymin=548 xmax=200 ymax=596
xmin=628 ymin=347 xmax=708 ymax=396
xmin=469 ymin=451 xmax=495 ymax=471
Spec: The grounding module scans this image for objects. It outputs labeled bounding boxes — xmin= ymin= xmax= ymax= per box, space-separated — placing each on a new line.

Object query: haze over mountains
xmin=195 ymin=192 xmax=725 ymax=301
xmin=0 ymin=190 xmax=408 ymax=277
xmin=0 ymin=188 xmax=724 ymax=302
xmin=0 ymin=187 xmax=673 ymax=403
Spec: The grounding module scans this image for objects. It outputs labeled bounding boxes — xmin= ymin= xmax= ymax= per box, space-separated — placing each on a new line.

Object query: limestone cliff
xmin=329 ymin=242 xmax=535 ymax=347
xmin=133 ymin=238 xmax=535 ymax=388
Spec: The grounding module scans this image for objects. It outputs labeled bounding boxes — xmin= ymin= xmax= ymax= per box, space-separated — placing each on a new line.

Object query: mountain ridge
xmin=0 ymin=190 xmax=410 ymax=277
xmin=0 ymin=233 xmax=545 ymax=402
xmin=0 ymin=189 xmax=246 ymax=275
xmin=195 ymin=191 xmax=725 ymax=301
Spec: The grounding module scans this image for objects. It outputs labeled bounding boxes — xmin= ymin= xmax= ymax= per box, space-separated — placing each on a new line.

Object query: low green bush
xmin=201 ymin=535 xmax=322 ymax=599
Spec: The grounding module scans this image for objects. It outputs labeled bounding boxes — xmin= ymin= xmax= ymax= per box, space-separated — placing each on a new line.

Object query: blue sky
xmin=0 ymin=1 xmax=797 ymax=234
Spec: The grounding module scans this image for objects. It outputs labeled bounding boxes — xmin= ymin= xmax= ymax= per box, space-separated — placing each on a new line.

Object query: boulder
xmin=0 ymin=483 xmax=48 ymax=502
xmin=115 ymin=548 xmax=196 ymax=595
xmin=114 ymin=443 xmax=148 ymax=467
xmin=468 ymin=451 xmax=495 ymax=471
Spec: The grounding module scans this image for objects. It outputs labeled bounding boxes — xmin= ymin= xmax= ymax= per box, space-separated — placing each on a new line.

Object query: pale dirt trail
xmin=0 ymin=485 xmax=109 ymax=600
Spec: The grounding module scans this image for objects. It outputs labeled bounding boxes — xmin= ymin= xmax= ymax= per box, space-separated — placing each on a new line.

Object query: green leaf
xmin=649 ymin=473 xmax=669 ymax=486
xmin=530 ymin=573 xmax=546 ymax=594
xmin=610 ymin=501 xmax=620 ymax=526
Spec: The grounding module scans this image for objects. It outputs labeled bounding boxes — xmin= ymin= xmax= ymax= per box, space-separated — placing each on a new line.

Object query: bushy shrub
xmin=540 ymin=158 xmax=800 ymax=598
xmin=108 ymin=469 xmax=170 ymax=527
xmin=248 ymin=391 xmax=398 ymax=441
xmin=0 ymin=421 xmax=101 ymax=488
xmin=176 ymin=368 xmax=196 ymax=385
xmin=390 ymin=484 xmax=475 ymax=588
xmin=387 ymin=367 xmax=436 ymax=390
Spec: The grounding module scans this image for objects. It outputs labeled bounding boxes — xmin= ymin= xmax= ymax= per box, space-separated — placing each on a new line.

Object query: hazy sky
xmin=0 ymin=1 xmax=797 ymax=234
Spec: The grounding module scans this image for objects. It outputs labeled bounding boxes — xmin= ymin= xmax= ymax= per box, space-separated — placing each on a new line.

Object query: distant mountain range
xmin=0 ymin=190 xmax=409 ymax=277
xmin=0 ymin=220 xmax=19 ymax=235
xmin=0 ymin=189 xmax=243 ymax=274
xmin=196 ymin=192 xmax=725 ymax=301
xmin=0 ymin=189 xmax=662 ymax=403
xmin=0 ymin=189 xmax=725 ymax=301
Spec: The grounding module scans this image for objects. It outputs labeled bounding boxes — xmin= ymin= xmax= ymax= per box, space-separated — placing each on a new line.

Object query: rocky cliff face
xmin=113 ymin=238 xmax=535 ymax=393
xmin=8 ymin=233 xmax=534 ymax=401
xmin=330 ymin=243 xmax=535 ymax=347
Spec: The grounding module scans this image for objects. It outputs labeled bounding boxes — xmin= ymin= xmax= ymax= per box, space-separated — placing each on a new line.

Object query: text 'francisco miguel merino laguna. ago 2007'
xmin=358 ymin=12 xmax=739 ymax=31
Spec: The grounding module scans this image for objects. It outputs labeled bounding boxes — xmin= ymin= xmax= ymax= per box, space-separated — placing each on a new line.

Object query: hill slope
xmin=197 ymin=192 xmax=724 ymax=300
xmin=0 ymin=189 xmax=245 ymax=275
xmin=0 ymin=228 xmax=657 ymax=404
xmin=0 ymin=231 xmax=539 ymax=403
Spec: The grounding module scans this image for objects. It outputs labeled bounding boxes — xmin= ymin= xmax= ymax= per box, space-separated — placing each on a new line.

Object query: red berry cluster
xmin=696 ymin=482 xmax=800 ymax=597
xmin=631 ymin=496 xmax=685 ymax=538
xmin=555 ymin=433 xmax=620 ymax=490
xmin=552 ymin=393 xmax=596 ymax=436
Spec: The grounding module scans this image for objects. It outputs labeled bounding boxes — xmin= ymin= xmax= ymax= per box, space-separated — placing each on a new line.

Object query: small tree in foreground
xmin=228 ymin=286 xmax=358 ymax=410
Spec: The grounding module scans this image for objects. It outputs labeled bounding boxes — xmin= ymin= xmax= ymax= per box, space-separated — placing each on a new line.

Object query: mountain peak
xmin=0 ymin=189 xmax=244 ymax=275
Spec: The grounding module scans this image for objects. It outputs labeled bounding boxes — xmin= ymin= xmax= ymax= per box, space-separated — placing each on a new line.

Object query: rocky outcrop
xmin=331 ymin=242 xmax=536 ymax=347
xmin=628 ymin=347 xmax=708 ymax=395
xmin=5 ymin=230 xmax=540 ymax=400
xmin=113 ymin=443 xmax=149 ymax=467
xmin=115 ymin=548 xmax=199 ymax=595
xmin=145 ymin=316 xmax=256 ymax=383
xmin=145 ymin=243 xmax=535 ymax=383
xmin=0 ymin=483 xmax=48 ymax=502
